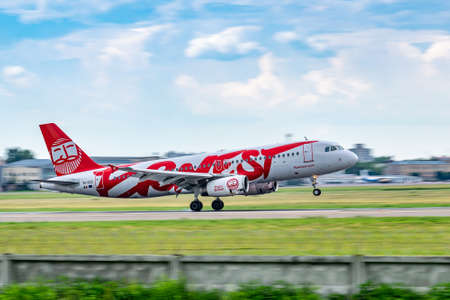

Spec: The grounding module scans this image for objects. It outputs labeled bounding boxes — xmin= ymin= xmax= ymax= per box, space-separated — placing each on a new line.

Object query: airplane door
xmin=303 ymin=143 xmax=314 ymax=163
xmin=215 ymin=160 xmax=223 ymax=172
xmin=95 ymin=172 xmax=104 ymax=189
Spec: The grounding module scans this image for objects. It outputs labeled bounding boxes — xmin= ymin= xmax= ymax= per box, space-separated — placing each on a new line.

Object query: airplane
xmin=358 ymin=170 xmax=394 ymax=184
xmin=35 ymin=123 xmax=358 ymax=211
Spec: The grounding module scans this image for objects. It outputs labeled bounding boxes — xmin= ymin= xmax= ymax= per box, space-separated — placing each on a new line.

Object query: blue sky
xmin=0 ymin=0 xmax=449 ymax=160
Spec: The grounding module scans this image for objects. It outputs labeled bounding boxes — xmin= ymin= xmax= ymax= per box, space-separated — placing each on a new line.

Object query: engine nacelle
xmin=246 ymin=181 xmax=279 ymax=195
xmin=203 ymin=175 xmax=249 ymax=197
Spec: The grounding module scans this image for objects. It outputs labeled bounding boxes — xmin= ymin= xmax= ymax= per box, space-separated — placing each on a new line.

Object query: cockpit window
xmin=325 ymin=145 xmax=344 ymax=152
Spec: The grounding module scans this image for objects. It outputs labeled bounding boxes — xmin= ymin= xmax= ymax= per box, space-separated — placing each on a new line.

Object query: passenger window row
xmin=174 ymin=151 xmax=303 ymax=171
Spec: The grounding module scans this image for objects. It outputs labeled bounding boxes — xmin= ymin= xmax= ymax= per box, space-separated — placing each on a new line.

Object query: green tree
xmin=436 ymin=171 xmax=450 ymax=181
xmin=345 ymin=162 xmax=383 ymax=175
xmin=373 ymin=156 xmax=393 ymax=163
xmin=5 ymin=148 xmax=34 ymax=163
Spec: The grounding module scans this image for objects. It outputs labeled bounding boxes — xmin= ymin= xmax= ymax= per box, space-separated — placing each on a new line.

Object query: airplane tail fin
xmin=39 ymin=123 xmax=102 ymax=176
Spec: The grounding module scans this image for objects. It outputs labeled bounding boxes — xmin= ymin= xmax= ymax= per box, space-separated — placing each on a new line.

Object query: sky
xmin=0 ymin=0 xmax=449 ymax=160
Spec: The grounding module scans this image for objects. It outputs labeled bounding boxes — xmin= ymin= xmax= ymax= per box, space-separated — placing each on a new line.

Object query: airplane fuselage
xmin=41 ymin=140 xmax=358 ymax=198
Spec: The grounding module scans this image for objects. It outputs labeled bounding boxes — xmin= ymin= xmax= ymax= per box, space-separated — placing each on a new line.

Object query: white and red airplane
xmin=36 ymin=123 xmax=358 ymax=211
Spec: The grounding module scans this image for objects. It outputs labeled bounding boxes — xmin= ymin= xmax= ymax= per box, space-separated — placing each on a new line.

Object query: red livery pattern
xmin=92 ymin=141 xmax=316 ymax=197
xmin=51 ymin=138 xmax=82 ymax=175
xmin=226 ymin=178 xmax=239 ymax=190
xmin=40 ymin=123 xmax=318 ymax=198
xmin=40 ymin=123 xmax=101 ymax=176
xmin=37 ymin=122 xmax=359 ymax=210
xmin=214 ymin=185 xmax=224 ymax=192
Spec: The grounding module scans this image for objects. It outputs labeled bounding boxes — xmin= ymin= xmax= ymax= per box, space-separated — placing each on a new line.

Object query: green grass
xmin=1 ymin=217 xmax=449 ymax=255
xmin=0 ymin=184 xmax=450 ymax=212
xmin=1 ymin=280 xmax=449 ymax=300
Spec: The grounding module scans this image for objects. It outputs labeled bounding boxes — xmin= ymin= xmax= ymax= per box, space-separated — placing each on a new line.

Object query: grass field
xmin=0 ymin=217 xmax=448 ymax=255
xmin=0 ymin=184 xmax=449 ymax=212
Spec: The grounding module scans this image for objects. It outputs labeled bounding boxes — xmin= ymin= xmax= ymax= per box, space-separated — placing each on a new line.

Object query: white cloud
xmin=300 ymin=29 xmax=450 ymax=122
xmin=177 ymin=28 xmax=450 ymax=121
xmin=40 ymin=24 xmax=171 ymax=108
xmin=185 ymin=26 xmax=263 ymax=58
xmin=2 ymin=65 xmax=36 ymax=88
xmin=176 ymin=53 xmax=320 ymax=113
xmin=303 ymin=59 xmax=371 ymax=100
xmin=305 ymin=29 xmax=450 ymax=79
xmin=52 ymin=24 xmax=170 ymax=69
xmin=2 ymin=65 xmax=25 ymax=77
xmin=273 ymin=31 xmax=299 ymax=43
xmin=0 ymin=85 xmax=13 ymax=97
xmin=423 ymin=40 xmax=450 ymax=62
xmin=307 ymin=0 xmax=400 ymax=13
xmin=0 ymin=0 xmax=135 ymax=22
xmin=0 ymin=23 xmax=171 ymax=111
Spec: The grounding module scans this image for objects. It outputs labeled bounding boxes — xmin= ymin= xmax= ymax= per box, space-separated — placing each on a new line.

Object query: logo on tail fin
xmin=40 ymin=123 xmax=102 ymax=176
xmin=50 ymin=138 xmax=82 ymax=175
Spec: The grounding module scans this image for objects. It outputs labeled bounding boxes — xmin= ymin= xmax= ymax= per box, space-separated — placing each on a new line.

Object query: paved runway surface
xmin=0 ymin=207 xmax=449 ymax=222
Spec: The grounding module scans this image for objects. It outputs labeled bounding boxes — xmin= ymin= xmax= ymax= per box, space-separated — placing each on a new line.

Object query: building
xmin=349 ymin=144 xmax=374 ymax=162
xmin=0 ymin=158 xmax=4 ymax=192
xmin=384 ymin=161 xmax=450 ymax=180
xmin=433 ymin=156 xmax=450 ymax=163
xmin=2 ymin=166 xmax=42 ymax=184
xmin=316 ymin=170 xmax=357 ymax=185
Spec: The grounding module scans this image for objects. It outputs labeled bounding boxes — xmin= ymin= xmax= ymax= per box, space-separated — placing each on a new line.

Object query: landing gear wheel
xmin=311 ymin=175 xmax=322 ymax=197
xmin=190 ymin=200 xmax=203 ymax=212
xmin=211 ymin=198 xmax=224 ymax=211
xmin=313 ymin=188 xmax=322 ymax=196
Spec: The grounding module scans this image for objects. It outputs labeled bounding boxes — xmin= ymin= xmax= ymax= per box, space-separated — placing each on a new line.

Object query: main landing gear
xmin=311 ymin=175 xmax=322 ymax=196
xmin=190 ymin=199 xmax=203 ymax=212
xmin=212 ymin=198 xmax=224 ymax=211
xmin=189 ymin=191 xmax=224 ymax=212
xmin=190 ymin=188 xmax=203 ymax=212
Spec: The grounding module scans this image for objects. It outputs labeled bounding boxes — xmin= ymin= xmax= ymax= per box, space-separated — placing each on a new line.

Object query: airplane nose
xmin=346 ymin=150 xmax=358 ymax=167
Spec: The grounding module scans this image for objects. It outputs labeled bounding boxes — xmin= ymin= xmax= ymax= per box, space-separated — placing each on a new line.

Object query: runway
xmin=0 ymin=207 xmax=449 ymax=222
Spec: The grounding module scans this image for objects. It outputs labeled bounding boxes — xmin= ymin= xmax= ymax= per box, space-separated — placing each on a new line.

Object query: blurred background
xmin=2 ymin=142 xmax=450 ymax=191
xmin=0 ymin=1 xmax=449 ymax=297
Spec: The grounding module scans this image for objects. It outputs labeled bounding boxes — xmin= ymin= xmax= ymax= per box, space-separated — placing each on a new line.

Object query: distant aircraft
xmin=360 ymin=177 xmax=394 ymax=184
xmin=35 ymin=123 xmax=358 ymax=211
xmin=358 ymin=170 xmax=394 ymax=184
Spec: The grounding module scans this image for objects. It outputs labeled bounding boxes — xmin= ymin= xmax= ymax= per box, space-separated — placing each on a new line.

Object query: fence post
xmin=351 ymin=255 xmax=366 ymax=294
xmin=168 ymin=255 xmax=182 ymax=280
xmin=0 ymin=254 xmax=11 ymax=287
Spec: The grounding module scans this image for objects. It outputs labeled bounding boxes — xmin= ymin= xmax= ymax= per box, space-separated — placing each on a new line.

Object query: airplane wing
xmin=31 ymin=179 xmax=79 ymax=186
xmin=118 ymin=166 xmax=231 ymax=190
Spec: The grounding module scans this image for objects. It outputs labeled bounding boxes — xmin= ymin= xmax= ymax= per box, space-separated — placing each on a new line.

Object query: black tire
xmin=313 ymin=188 xmax=322 ymax=196
xmin=212 ymin=199 xmax=224 ymax=211
xmin=190 ymin=200 xmax=203 ymax=212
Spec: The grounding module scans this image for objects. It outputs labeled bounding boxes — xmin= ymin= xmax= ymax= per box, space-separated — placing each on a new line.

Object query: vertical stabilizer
xmin=39 ymin=123 xmax=102 ymax=176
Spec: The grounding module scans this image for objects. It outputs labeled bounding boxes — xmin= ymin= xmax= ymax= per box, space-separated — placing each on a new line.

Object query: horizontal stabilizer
xmin=31 ymin=179 xmax=79 ymax=186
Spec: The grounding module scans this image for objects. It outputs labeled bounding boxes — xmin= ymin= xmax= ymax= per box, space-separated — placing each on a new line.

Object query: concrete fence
xmin=1 ymin=255 xmax=449 ymax=294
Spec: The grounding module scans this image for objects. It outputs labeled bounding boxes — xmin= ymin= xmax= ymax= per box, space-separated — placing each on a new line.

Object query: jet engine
xmin=245 ymin=181 xmax=279 ymax=195
xmin=202 ymin=175 xmax=249 ymax=197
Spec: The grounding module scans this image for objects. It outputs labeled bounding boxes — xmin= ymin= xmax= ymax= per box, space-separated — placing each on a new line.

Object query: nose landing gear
xmin=311 ymin=175 xmax=322 ymax=196
xmin=313 ymin=188 xmax=322 ymax=196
